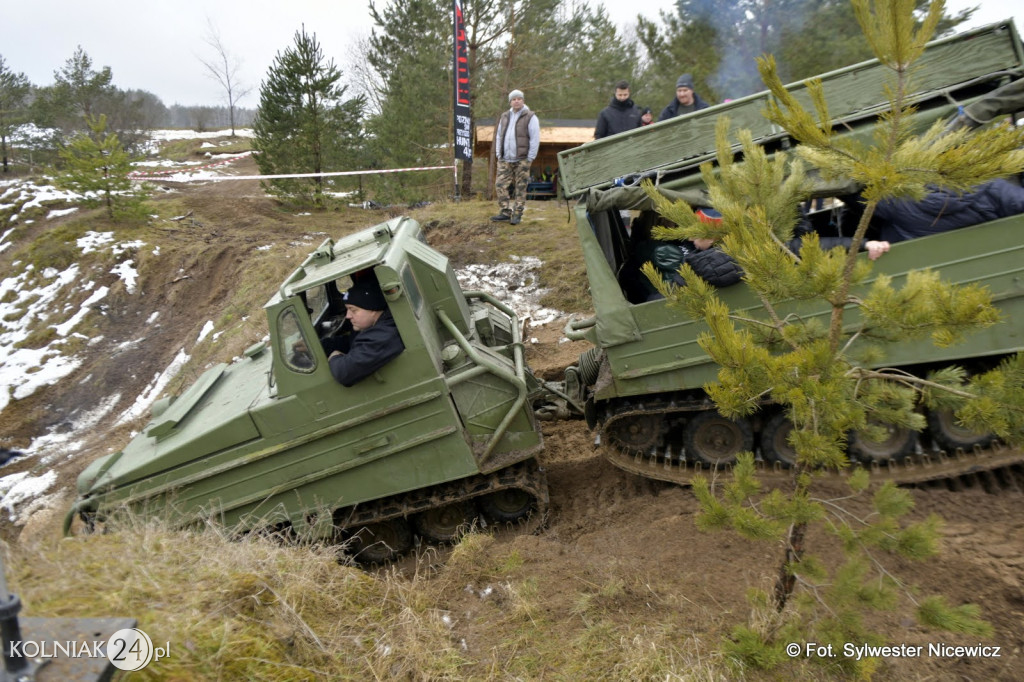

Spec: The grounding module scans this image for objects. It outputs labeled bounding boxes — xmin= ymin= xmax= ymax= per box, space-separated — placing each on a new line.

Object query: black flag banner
xmin=453 ymin=0 xmax=472 ymax=161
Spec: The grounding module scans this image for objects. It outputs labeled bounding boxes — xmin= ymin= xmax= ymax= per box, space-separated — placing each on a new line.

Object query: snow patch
xmin=196 ymin=321 xmax=215 ymax=345
xmin=26 ymin=393 xmax=123 ymax=460
xmin=456 ymin=256 xmax=563 ymax=326
xmin=52 ymin=286 xmax=109 ymax=336
xmin=111 ymin=260 xmax=140 ymax=293
xmin=47 ymin=207 xmax=79 ymax=220
xmin=0 ymin=470 xmax=57 ymax=522
xmin=77 ymin=231 xmax=115 ymax=254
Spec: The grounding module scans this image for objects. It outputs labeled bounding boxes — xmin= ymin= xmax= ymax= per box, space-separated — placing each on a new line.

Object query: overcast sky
xmin=5 ymin=1 xmax=1021 ymax=108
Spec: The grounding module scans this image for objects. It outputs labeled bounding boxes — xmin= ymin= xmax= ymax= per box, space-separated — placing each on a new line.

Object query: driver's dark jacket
xmin=325 ymin=310 xmax=405 ymax=387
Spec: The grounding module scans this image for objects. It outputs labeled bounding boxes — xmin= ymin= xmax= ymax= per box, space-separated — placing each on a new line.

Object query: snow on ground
xmin=0 ymin=228 xmax=15 ymax=254
xmin=1 ymin=264 xmax=84 ymax=412
xmin=150 ymin=128 xmax=254 ymax=141
xmin=1 ymin=179 xmax=87 ymax=220
xmin=24 ymin=393 xmax=122 ymax=461
xmin=456 ymin=255 xmax=563 ymax=327
xmin=0 ymin=130 xmax=254 ymax=522
xmin=0 ymin=226 xmax=147 ymax=415
xmin=138 ymin=128 xmax=254 ymax=157
xmin=111 ymin=260 xmax=140 ymax=293
xmin=0 ymin=470 xmax=57 ymax=522
xmin=196 ymin=321 xmax=216 ymax=344
xmin=47 ymin=207 xmax=79 ymax=220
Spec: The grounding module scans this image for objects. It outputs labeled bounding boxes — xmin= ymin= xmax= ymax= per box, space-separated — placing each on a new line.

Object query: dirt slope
xmin=3 ymin=157 xmax=1022 ymax=680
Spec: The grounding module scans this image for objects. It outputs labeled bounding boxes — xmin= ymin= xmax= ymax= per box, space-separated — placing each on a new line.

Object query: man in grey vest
xmin=492 ymin=89 xmax=540 ymax=225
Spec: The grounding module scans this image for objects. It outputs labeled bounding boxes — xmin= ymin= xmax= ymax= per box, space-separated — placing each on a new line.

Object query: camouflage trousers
xmin=495 ymin=159 xmax=531 ymax=215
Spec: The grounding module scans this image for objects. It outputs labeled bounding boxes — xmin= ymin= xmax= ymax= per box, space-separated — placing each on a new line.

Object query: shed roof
xmin=476 ymin=118 xmax=595 ymax=145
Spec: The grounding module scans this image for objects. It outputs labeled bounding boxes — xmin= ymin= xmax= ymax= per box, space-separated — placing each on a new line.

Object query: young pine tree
xmin=642 ymin=0 xmax=1024 ymax=675
xmin=57 ymin=113 xmax=147 ymax=220
xmin=253 ymin=27 xmax=364 ymax=208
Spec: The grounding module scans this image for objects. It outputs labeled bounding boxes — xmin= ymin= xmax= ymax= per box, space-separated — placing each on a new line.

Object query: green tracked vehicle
xmin=67 ymin=217 xmax=551 ymax=562
xmin=557 ymin=21 xmax=1024 ymax=486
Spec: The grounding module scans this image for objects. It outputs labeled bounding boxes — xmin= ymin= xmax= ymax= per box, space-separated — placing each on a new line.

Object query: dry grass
xmin=5 ymin=515 xmax=736 ymax=681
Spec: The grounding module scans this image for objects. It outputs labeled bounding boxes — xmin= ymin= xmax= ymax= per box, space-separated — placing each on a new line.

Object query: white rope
xmin=143 ymin=165 xmax=456 ymax=182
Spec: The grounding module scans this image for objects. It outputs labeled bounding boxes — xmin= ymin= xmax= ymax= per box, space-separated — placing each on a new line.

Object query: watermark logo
xmin=107 ymin=628 xmax=157 ymax=671
xmin=8 ymin=627 xmax=169 ymax=671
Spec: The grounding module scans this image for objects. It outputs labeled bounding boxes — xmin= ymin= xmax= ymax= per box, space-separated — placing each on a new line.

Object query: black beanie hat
xmin=345 ymin=280 xmax=387 ymax=311
xmin=676 ymin=73 xmax=695 ymax=89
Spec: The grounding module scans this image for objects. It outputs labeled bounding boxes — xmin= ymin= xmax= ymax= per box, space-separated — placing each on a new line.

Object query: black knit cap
xmin=345 ymin=280 xmax=387 ymax=311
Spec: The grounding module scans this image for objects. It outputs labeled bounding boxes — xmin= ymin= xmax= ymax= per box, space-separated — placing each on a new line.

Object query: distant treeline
xmin=160 ymin=103 xmax=255 ymax=131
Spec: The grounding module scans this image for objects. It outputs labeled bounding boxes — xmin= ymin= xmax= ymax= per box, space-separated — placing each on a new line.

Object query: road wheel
xmin=761 ymin=412 xmax=798 ymax=468
xmin=848 ymin=421 xmax=916 ymax=464
xmin=606 ymin=414 xmax=664 ymax=453
xmin=414 ymin=501 xmax=476 ymax=543
xmin=926 ymin=408 xmax=995 ymax=452
xmin=479 ymin=488 xmax=534 ymax=524
xmin=683 ymin=411 xmax=754 ymax=467
xmin=349 ymin=518 xmax=412 ymax=564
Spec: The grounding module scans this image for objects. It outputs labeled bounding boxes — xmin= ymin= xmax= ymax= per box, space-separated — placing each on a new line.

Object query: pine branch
xmin=847 ymin=367 xmax=977 ymax=399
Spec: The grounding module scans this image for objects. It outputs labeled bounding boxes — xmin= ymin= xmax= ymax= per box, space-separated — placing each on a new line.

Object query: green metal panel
xmin=573 ymin=204 xmax=641 ymax=346
xmin=405 ymin=238 xmax=474 ymax=336
xmin=558 ymin=21 xmax=1024 ymax=196
xmin=106 ymin=384 xmax=477 ymax=527
xmin=558 ymin=95 xmax=770 ymax=196
xmin=146 ymin=364 xmax=227 ymax=439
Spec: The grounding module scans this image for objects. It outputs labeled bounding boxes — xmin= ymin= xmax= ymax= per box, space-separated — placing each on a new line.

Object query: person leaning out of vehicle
xmin=321 ymin=279 xmax=405 ymax=387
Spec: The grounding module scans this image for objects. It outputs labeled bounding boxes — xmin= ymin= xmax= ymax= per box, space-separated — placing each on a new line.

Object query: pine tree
xmin=31 ymin=47 xmax=152 ymax=154
xmin=364 ymin=0 xmax=452 ymax=201
xmin=56 ymin=114 xmax=147 ymax=220
xmin=642 ymin=0 xmax=1024 ymax=673
xmin=252 ymin=27 xmax=365 ymax=208
xmin=0 ymin=55 xmax=31 ymax=173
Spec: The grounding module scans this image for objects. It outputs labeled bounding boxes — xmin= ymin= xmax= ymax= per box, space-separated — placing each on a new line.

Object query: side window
xmin=303 ymin=285 xmax=329 ymax=324
xmin=278 ymin=308 xmax=316 ymax=373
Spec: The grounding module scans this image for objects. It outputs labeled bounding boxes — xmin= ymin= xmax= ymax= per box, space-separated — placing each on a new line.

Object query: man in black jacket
xmin=595 ymin=81 xmax=642 ymax=139
xmin=658 ymin=73 xmax=711 ymax=122
xmin=323 ymin=279 xmax=405 ymax=387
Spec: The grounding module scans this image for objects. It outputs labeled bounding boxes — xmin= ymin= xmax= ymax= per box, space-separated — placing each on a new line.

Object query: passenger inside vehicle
xmin=289 ymin=276 xmax=405 ymax=385
xmin=320 ymin=278 xmax=405 ymax=387
xmin=870 ymin=176 xmax=1024 ymax=243
xmin=619 ymin=205 xmax=890 ymax=302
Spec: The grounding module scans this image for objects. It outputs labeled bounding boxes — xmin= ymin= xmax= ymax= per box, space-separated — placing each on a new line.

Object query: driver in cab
xmin=321 ymin=279 xmax=405 ymax=387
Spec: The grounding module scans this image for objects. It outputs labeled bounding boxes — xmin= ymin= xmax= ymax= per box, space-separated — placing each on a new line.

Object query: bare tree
xmin=344 ymin=35 xmax=385 ymax=117
xmin=198 ymin=20 xmax=252 ymax=136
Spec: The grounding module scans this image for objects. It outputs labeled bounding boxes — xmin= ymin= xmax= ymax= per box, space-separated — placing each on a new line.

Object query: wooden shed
xmin=475 ymin=118 xmax=595 ymax=197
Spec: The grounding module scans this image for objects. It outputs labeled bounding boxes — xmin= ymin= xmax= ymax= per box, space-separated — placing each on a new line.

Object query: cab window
xmin=278 ymin=307 xmax=316 ymax=373
xmin=303 ymin=284 xmax=330 ymax=325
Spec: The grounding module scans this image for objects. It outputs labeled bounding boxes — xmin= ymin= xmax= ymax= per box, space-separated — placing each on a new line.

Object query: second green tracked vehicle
xmin=557 ymin=20 xmax=1024 ymax=486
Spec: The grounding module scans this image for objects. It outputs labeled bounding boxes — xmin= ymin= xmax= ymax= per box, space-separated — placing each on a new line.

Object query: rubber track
xmin=599 ymin=402 xmax=1024 ymax=487
xmin=333 ymin=458 xmax=549 ymax=533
